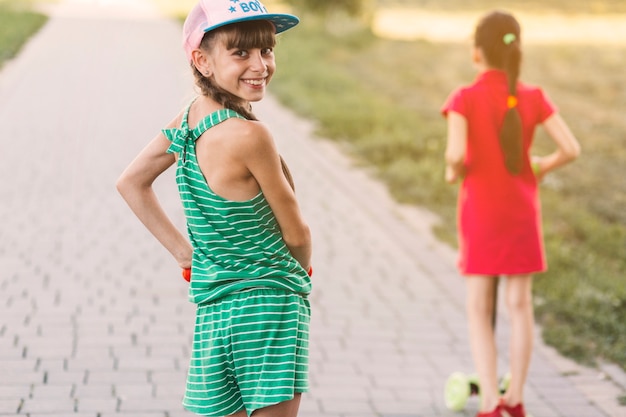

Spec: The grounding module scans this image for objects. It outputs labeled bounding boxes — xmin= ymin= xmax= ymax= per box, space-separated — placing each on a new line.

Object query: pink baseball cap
xmin=182 ymin=0 xmax=299 ymax=61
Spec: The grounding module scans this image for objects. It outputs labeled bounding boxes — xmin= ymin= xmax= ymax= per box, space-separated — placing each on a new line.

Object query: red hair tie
xmin=507 ymin=95 xmax=518 ymax=109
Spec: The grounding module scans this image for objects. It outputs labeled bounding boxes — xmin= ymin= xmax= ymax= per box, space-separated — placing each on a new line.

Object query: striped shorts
xmin=183 ymin=288 xmax=310 ymax=416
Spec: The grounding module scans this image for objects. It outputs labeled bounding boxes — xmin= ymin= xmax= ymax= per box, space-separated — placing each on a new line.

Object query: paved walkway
xmin=0 ymin=0 xmax=624 ymax=416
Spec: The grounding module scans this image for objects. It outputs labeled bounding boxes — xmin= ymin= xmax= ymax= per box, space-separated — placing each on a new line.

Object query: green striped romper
xmin=163 ymin=101 xmax=312 ymax=417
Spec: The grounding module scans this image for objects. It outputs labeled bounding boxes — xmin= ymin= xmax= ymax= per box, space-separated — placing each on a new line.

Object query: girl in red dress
xmin=441 ymin=11 xmax=580 ymax=417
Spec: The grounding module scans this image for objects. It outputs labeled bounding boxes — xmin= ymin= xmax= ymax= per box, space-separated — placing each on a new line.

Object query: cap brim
xmin=203 ymin=13 xmax=299 ymax=35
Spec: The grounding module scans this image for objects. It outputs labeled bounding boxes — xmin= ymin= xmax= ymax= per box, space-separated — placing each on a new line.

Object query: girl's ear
xmin=191 ymin=49 xmax=212 ymax=78
xmin=472 ymin=46 xmax=488 ymax=70
xmin=472 ymin=46 xmax=482 ymax=65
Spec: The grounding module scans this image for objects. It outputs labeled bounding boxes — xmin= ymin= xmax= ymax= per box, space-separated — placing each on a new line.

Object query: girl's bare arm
xmin=116 ymin=115 xmax=193 ymax=269
xmin=240 ymin=122 xmax=312 ymax=270
xmin=444 ymin=111 xmax=468 ymax=183
xmin=534 ymin=114 xmax=581 ymax=180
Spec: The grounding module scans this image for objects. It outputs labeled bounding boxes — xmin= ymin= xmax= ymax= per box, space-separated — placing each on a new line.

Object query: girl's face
xmin=206 ymin=37 xmax=275 ymax=103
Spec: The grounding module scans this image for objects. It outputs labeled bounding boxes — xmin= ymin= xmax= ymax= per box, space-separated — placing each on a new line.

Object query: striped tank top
xmin=163 ymin=101 xmax=312 ymax=305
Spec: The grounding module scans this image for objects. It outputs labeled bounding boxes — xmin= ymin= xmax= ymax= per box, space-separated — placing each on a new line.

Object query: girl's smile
xmin=242 ymin=78 xmax=265 ymax=87
xmin=241 ymin=77 xmax=268 ymax=88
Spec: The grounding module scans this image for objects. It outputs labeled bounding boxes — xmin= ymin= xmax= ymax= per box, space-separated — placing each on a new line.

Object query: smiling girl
xmin=116 ymin=1 xmax=312 ymax=416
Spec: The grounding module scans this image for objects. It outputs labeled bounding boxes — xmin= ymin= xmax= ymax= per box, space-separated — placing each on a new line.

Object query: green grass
xmin=270 ymin=9 xmax=626 ymax=371
xmin=379 ymin=0 xmax=626 ymax=14
xmin=0 ymin=0 xmax=48 ymax=67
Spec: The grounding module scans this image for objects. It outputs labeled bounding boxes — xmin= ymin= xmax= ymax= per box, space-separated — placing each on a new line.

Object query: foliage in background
xmin=283 ymin=0 xmax=373 ymax=17
xmin=151 ymin=0 xmax=194 ymax=20
xmin=379 ymin=0 xmax=626 ymax=14
xmin=270 ymin=7 xmax=626 ymax=370
xmin=0 ymin=0 xmax=48 ymax=67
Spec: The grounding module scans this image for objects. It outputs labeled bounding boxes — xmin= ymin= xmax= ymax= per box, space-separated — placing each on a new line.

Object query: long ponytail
xmin=500 ymin=32 xmax=523 ymax=174
xmin=475 ymin=11 xmax=523 ymax=175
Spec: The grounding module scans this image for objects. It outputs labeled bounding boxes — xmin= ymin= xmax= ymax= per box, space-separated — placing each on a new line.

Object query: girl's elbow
xmin=116 ymin=172 xmax=142 ymax=199
xmin=283 ymin=224 xmax=311 ymax=249
xmin=116 ymin=175 xmax=128 ymax=195
xmin=445 ymin=150 xmax=465 ymax=167
xmin=116 ymin=173 xmax=133 ymax=196
xmin=563 ymin=141 xmax=581 ymax=163
xmin=570 ymin=141 xmax=582 ymax=160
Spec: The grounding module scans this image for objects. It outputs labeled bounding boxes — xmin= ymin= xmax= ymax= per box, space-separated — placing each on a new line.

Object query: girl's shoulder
xmin=195 ymin=112 xmax=273 ymax=149
xmin=229 ymin=118 xmax=273 ymax=148
xmin=517 ymin=78 xmax=543 ymax=92
xmin=516 ymin=82 xmax=555 ymax=112
xmin=184 ymin=97 xmax=275 ymax=148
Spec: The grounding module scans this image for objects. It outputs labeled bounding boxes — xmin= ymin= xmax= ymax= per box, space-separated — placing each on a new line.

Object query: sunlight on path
xmin=374 ymin=8 xmax=626 ymax=45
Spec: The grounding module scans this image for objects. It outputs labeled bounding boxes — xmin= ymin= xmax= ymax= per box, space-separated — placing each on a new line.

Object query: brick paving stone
xmin=0 ymin=387 xmax=30 ymax=400
xmin=20 ymin=398 xmax=76 ymax=414
xmin=30 ymin=384 xmax=73 ymax=399
xmin=119 ymin=398 xmax=185 ymax=412
xmin=45 ymin=370 xmax=88 ymax=384
xmin=0 ymin=371 xmax=43 ymax=386
xmin=0 ymin=399 xmax=20 ymax=414
xmin=30 ymin=414 xmax=97 ymax=417
xmin=77 ymin=398 xmax=119 ymax=413
xmin=87 ymin=371 xmax=149 ymax=385
xmin=68 ymin=357 xmax=116 ymax=371
xmin=116 ymin=357 xmax=176 ymax=371
xmin=0 ymin=359 xmax=37 ymax=373
xmin=101 ymin=414 xmax=165 ymax=417
xmin=73 ymin=384 xmax=115 ymax=398
xmin=321 ymin=399 xmax=379 ymax=415
xmin=167 ymin=413 xmax=196 ymax=417
xmin=297 ymin=414 xmax=336 ymax=417
xmin=152 ymin=383 xmax=185 ymax=400
xmin=150 ymin=371 xmax=187 ymax=385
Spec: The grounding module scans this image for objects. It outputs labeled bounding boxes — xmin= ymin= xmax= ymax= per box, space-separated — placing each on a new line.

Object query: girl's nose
xmin=250 ymin=51 xmax=268 ymax=72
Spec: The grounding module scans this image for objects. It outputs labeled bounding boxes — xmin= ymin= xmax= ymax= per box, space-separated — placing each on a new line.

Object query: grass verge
xmin=269 ymin=11 xmax=626 ymax=370
xmin=0 ymin=1 xmax=48 ymax=67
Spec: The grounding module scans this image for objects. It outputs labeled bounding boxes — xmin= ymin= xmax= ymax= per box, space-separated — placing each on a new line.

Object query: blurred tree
xmin=284 ymin=0 xmax=374 ymax=18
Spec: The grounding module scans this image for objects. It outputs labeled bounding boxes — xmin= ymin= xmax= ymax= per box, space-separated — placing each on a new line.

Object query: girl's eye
xmin=233 ymin=48 xmax=272 ymax=57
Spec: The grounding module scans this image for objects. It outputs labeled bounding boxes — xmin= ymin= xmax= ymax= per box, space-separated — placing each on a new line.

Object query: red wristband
xmin=182 ymin=268 xmax=191 ymax=282
xmin=307 ymin=266 xmax=313 ymax=277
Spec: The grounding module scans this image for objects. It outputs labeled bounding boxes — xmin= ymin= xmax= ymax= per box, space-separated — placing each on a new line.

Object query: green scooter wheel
xmin=500 ymin=372 xmax=512 ymax=394
xmin=444 ymin=372 xmax=471 ymax=411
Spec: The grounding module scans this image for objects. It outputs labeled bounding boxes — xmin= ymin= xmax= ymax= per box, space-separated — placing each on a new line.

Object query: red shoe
xmin=476 ymin=406 xmax=502 ymax=417
xmin=500 ymin=401 xmax=526 ymax=417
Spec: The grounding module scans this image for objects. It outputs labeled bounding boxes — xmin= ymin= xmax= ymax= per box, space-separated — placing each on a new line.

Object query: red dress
xmin=441 ymin=70 xmax=556 ymax=275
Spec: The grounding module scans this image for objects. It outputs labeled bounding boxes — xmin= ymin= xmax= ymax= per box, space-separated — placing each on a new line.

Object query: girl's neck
xmin=474 ymin=60 xmax=497 ymax=73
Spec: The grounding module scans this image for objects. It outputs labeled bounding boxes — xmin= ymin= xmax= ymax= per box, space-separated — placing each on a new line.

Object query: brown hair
xmin=475 ymin=11 xmax=523 ymax=175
